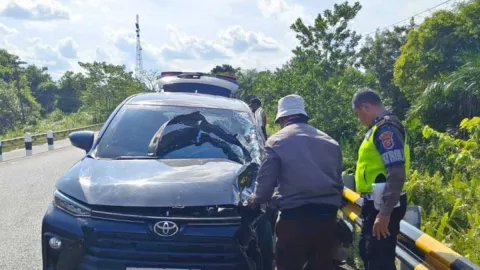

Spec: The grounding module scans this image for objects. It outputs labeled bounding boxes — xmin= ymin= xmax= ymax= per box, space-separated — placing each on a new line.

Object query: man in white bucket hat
xmin=249 ymin=94 xmax=344 ymax=270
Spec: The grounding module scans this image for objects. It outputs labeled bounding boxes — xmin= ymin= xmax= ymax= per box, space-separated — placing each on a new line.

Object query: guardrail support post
xmin=0 ymin=140 xmax=3 ymax=162
xmin=25 ymin=132 xmax=32 ymax=156
xmin=47 ymin=130 xmax=54 ymax=151
xmin=400 ymin=205 xmax=422 ymax=270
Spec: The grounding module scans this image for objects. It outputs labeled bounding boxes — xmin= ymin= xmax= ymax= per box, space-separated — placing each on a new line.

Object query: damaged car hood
xmin=56 ymin=157 xmax=257 ymax=207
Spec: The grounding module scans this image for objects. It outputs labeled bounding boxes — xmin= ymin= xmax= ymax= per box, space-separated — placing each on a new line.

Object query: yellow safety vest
xmin=355 ymin=119 xmax=410 ymax=193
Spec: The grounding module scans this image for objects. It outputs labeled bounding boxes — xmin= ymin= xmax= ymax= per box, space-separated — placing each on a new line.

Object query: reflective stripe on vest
xmin=355 ymin=123 xmax=411 ymax=193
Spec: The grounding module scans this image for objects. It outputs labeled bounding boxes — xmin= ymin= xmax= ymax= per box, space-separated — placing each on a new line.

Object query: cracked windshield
xmin=95 ymin=105 xmax=261 ymax=163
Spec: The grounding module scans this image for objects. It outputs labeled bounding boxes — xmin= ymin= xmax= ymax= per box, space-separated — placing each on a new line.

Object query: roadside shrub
xmin=405 ymin=117 xmax=480 ymax=263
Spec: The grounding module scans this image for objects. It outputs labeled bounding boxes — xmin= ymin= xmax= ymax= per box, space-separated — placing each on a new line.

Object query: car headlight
xmin=53 ymin=190 xmax=91 ymax=217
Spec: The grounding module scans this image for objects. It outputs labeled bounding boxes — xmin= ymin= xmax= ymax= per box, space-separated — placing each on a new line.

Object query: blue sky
xmin=0 ymin=0 xmax=457 ymax=79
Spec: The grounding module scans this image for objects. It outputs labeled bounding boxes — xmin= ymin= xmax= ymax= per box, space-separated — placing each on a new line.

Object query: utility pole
xmin=135 ymin=14 xmax=144 ymax=80
xmin=12 ymin=58 xmax=27 ymax=123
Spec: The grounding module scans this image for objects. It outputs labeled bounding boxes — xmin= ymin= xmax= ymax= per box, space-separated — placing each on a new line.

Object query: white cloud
xmin=0 ymin=23 xmax=19 ymax=54
xmin=58 ymin=37 xmax=78 ymax=58
xmin=0 ymin=0 xmax=71 ymax=21
xmin=104 ymin=27 xmax=163 ymax=70
xmin=73 ymin=47 xmax=124 ymax=75
xmin=7 ymin=37 xmax=78 ymax=79
xmin=97 ymin=23 xmax=283 ymax=74
xmin=160 ymin=26 xmax=231 ymax=61
xmin=26 ymin=37 xmax=42 ymax=44
xmin=257 ymin=0 xmax=289 ymax=17
xmin=94 ymin=48 xmax=114 ymax=63
xmin=157 ymin=25 xmax=281 ymax=62
xmin=257 ymin=0 xmax=310 ymax=25
xmin=29 ymin=40 xmax=71 ymax=70
xmin=0 ymin=22 xmax=17 ymax=35
xmin=155 ymin=26 xmax=287 ymax=73
xmin=220 ymin=25 xmax=280 ymax=53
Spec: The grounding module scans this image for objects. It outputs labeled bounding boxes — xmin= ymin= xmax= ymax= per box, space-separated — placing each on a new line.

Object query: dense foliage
xmin=406 ymin=118 xmax=480 ymax=262
xmin=1 ymin=0 xmax=479 ymax=264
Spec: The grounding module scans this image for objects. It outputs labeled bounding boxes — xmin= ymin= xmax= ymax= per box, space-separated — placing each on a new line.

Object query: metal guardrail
xmin=341 ymin=187 xmax=480 ymax=270
xmin=0 ymin=124 xmax=103 ymax=160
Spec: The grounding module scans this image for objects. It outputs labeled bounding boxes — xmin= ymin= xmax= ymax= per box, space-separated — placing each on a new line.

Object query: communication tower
xmin=135 ymin=14 xmax=143 ymax=79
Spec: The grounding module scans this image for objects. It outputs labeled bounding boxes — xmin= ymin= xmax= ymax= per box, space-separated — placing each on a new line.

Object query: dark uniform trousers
xmin=274 ymin=204 xmax=338 ymax=270
xmin=359 ymin=194 xmax=407 ymax=270
xmin=261 ymin=125 xmax=268 ymax=141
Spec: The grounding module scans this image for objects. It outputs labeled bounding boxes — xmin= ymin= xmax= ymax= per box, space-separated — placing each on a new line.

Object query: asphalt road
xmin=0 ymin=143 xmax=85 ymax=270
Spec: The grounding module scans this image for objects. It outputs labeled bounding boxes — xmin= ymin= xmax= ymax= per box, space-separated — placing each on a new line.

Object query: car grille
xmin=90 ymin=205 xmax=242 ymax=220
xmin=79 ymin=231 xmax=247 ymax=270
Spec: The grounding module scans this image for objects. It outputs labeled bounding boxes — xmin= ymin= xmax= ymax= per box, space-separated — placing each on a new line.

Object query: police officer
xmin=249 ymin=98 xmax=268 ymax=140
xmin=249 ymin=94 xmax=343 ymax=270
xmin=352 ymin=89 xmax=410 ymax=270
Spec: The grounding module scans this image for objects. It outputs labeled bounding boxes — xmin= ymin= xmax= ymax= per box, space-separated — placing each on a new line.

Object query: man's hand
xmin=373 ymin=214 xmax=391 ymax=240
xmin=247 ymin=195 xmax=257 ymax=209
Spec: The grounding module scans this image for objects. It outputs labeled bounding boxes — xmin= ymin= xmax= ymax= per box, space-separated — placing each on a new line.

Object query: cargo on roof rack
xmin=156 ymin=72 xmax=239 ymax=97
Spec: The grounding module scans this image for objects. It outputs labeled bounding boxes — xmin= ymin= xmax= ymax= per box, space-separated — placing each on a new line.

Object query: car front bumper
xmin=42 ymin=204 xmax=255 ymax=270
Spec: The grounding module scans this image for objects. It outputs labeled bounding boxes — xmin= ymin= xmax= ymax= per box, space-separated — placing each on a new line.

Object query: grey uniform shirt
xmin=252 ymin=123 xmax=344 ymax=210
xmin=372 ymin=112 xmax=408 ymax=216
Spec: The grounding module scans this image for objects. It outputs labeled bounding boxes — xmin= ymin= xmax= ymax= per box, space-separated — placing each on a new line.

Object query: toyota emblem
xmin=153 ymin=221 xmax=179 ymax=237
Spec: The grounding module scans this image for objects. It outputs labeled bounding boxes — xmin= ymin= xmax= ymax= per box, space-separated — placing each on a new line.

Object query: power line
xmin=363 ymin=0 xmax=456 ymax=36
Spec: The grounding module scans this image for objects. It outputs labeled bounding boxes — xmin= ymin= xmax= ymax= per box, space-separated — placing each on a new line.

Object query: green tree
xmin=252 ymin=1 xmax=368 ymax=141
xmin=57 ymin=71 xmax=86 ymax=113
xmin=24 ymin=65 xmax=58 ymax=115
xmin=141 ymin=69 xmax=161 ymax=91
xmin=359 ymin=23 xmax=414 ymax=118
xmin=79 ymin=61 xmax=145 ymax=121
xmin=290 ymin=1 xmax=362 ymax=78
xmin=411 ymin=53 xmax=480 ymax=132
xmin=0 ymin=49 xmax=16 ymax=83
xmin=0 ymin=53 xmax=41 ymax=125
xmin=394 ymin=0 xmax=480 ymax=102
xmin=0 ymin=80 xmax=22 ymax=134
xmin=17 ymin=73 xmax=42 ymax=124
xmin=235 ymin=69 xmax=259 ymax=101
xmin=211 ymin=64 xmax=239 ymax=75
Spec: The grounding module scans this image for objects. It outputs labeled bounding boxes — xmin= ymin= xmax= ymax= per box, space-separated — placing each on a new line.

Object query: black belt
xmin=280 ymin=204 xmax=338 ymax=220
xmin=361 ymin=192 xmax=406 ymax=201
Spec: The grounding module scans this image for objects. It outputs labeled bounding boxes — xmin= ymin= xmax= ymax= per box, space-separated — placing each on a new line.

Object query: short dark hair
xmin=249 ymin=98 xmax=261 ymax=106
xmin=352 ymin=89 xmax=382 ymax=108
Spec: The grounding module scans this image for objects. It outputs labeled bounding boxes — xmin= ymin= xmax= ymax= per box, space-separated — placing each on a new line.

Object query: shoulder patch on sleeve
xmin=379 ymin=131 xmax=394 ymax=150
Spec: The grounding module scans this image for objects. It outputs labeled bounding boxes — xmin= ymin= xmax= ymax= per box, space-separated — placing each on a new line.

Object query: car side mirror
xmin=69 ymin=130 xmax=95 ymax=153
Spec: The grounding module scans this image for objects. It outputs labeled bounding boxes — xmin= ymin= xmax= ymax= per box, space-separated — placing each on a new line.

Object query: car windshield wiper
xmin=85 ymin=153 xmax=97 ymax=160
xmin=114 ymin=155 xmax=159 ymax=160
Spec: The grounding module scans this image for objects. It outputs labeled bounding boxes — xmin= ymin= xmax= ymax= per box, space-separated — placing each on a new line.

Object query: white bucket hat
xmin=275 ymin=94 xmax=308 ymax=122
